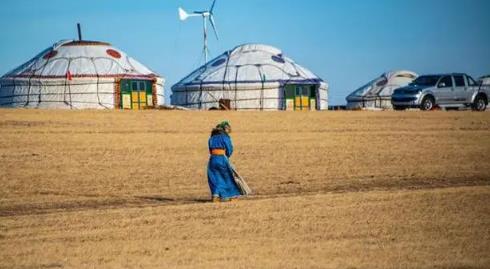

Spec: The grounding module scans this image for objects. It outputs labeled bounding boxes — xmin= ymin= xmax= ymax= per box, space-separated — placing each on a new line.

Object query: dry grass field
xmin=0 ymin=109 xmax=489 ymax=268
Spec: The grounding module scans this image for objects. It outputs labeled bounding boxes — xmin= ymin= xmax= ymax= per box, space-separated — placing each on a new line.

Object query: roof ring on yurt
xmin=396 ymin=73 xmax=417 ymax=79
xmin=0 ymin=38 xmax=165 ymax=109
xmin=346 ymin=70 xmax=418 ymax=110
xmin=271 ymin=55 xmax=286 ymax=64
xmin=171 ymin=43 xmax=328 ymax=111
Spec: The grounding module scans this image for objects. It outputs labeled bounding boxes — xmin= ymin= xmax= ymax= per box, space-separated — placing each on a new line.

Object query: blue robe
xmin=207 ymin=132 xmax=241 ymax=199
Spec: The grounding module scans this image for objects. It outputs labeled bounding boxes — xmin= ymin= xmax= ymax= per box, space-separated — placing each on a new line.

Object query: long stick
xmin=229 ymin=162 xmax=252 ymax=195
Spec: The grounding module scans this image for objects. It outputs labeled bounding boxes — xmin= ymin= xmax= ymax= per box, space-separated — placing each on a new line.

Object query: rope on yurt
xmin=25 ymin=68 xmax=35 ymax=108
xmin=92 ymin=57 xmax=101 ymax=108
xmin=199 ymin=80 xmax=203 ymax=109
xmin=67 ymin=77 xmax=73 ymax=109
xmin=184 ymin=84 xmax=188 ymax=107
xmin=35 ymin=81 xmax=42 ymax=108
xmin=124 ymin=54 xmax=137 ymax=73
xmin=195 ymin=68 xmax=220 ymax=110
xmin=12 ymin=76 xmax=18 ymax=106
xmin=63 ymin=59 xmax=73 ymax=109
xmin=257 ymin=65 xmax=265 ymax=111
xmin=30 ymin=51 xmax=57 ymax=108
xmin=221 ymin=51 xmax=231 ymax=109
xmin=234 ymin=65 xmax=240 ymax=110
xmin=91 ymin=57 xmax=109 ymax=109
xmin=23 ymin=55 xmax=40 ymax=107
xmin=34 ymin=60 xmax=46 ymax=107
xmin=374 ymin=81 xmax=385 ymax=109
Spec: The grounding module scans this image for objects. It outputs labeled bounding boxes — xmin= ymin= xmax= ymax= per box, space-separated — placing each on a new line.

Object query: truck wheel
xmin=420 ymin=96 xmax=434 ymax=111
xmin=472 ymin=95 xmax=487 ymax=111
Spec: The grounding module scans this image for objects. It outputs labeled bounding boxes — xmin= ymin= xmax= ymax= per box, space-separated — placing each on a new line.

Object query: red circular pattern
xmin=106 ymin=49 xmax=121 ymax=59
xmin=43 ymin=50 xmax=58 ymax=60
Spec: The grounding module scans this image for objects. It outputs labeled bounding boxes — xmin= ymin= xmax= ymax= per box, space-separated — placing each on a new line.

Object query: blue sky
xmin=1 ymin=0 xmax=489 ymax=105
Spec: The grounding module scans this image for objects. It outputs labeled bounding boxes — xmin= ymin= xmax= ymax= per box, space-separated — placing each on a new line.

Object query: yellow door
xmin=129 ymin=81 xmax=150 ymax=110
xmin=131 ymin=91 xmax=140 ymax=110
xmin=285 ymin=84 xmax=317 ymax=111
xmin=295 ymin=96 xmax=302 ymax=109
xmin=294 ymin=86 xmax=310 ymax=111
xmin=139 ymin=92 xmax=147 ymax=109
xmin=301 ymin=96 xmax=309 ymax=109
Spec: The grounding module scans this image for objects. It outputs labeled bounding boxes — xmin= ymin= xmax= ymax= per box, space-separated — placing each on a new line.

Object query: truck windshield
xmin=410 ymin=75 xmax=441 ymax=86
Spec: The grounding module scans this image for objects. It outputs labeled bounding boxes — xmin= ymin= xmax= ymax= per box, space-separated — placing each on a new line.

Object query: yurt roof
xmin=173 ymin=43 xmax=324 ymax=88
xmin=383 ymin=70 xmax=418 ymax=80
xmin=347 ymin=70 xmax=417 ymax=99
xmin=2 ymin=39 xmax=159 ymax=80
xmin=479 ymin=75 xmax=490 ymax=84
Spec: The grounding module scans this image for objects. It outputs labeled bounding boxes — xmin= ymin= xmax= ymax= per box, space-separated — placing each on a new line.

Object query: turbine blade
xmin=178 ymin=7 xmax=189 ymax=21
xmin=209 ymin=15 xmax=219 ymax=40
xmin=210 ymin=0 xmax=217 ymax=13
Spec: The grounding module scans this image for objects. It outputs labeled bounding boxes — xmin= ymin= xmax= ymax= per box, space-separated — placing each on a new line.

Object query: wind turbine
xmin=178 ymin=0 xmax=219 ymax=63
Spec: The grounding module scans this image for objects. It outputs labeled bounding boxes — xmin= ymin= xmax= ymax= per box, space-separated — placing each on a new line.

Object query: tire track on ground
xmin=1 ymin=177 xmax=489 ymax=217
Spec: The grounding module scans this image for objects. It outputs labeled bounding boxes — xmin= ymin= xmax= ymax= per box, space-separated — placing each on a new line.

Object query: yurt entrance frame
xmin=284 ymin=84 xmax=317 ymax=111
xmin=120 ymin=79 xmax=154 ymax=110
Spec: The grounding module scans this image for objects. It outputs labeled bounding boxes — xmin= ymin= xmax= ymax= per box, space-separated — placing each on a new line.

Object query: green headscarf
xmin=216 ymin=121 xmax=231 ymax=129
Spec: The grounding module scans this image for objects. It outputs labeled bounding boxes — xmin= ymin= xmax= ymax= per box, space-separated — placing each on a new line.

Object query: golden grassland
xmin=0 ymin=109 xmax=489 ymax=268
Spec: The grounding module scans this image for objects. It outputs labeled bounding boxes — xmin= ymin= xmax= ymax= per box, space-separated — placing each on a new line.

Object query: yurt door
xmin=284 ymin=85 xmax=316 ymax=111
xmin=120 ymin=80 xmax=154 ymax=110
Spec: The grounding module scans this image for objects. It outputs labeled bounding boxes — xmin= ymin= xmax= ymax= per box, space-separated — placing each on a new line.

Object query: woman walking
xmin=207 ymin=121 xmax=241 ymax=202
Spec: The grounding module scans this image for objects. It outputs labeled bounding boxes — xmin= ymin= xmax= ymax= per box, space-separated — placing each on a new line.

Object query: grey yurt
xmin=478 ymin=75 xmax=490 ymax=86
xmin=346 ymin=70 xmax=417 ymax=110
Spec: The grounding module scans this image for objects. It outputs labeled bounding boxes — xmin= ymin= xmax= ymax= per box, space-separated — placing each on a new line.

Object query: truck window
xmin=438 ymin=76 xmax=453 ymax=88
xmin=454 ymin=75 xmax=465 ymax=87
xmin=466 ymin=76 xmax=477 ymax=86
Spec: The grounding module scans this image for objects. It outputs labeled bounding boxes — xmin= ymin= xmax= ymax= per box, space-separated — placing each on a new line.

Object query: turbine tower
xmin=179 ymin=0 xmax=219 ymax=63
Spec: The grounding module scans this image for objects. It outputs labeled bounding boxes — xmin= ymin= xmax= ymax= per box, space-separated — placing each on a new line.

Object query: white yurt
xmin=0 ymin=39 xmax=164 ymax=109
xmin=171 ymin=44 xmax=328 ymax=111
xmin=346 ymin=70 xmax=417 ymax=110
xmin=478 ymin=75 xmax=490 ymax=86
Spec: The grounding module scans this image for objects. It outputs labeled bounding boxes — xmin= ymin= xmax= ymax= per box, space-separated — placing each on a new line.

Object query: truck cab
xmin=391 ymin=73 xmax=488 ymax=111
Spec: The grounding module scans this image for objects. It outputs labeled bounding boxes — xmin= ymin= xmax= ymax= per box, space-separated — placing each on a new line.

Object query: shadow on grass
xmin=135 ymin=196 xmax=211 ymax=204
xmin=135 ymin=196 xmax=175 ymax=203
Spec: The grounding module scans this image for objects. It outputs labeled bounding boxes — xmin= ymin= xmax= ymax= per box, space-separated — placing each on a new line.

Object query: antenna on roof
xmin=77 ymin=23 xmax=82 ymax=41
xmin=178 ymin=0 xmax=219 ymax=63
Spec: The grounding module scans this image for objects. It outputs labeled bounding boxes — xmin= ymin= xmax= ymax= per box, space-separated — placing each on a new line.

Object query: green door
xmin=284 ymin=85 xmax=317 ymax=111
xmin=120 ymin=80 xmax=153 ymax=110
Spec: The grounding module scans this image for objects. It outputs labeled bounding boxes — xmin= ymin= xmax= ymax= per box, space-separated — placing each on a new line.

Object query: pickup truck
xmin=391 ymin=73 xmax=488 ymax=111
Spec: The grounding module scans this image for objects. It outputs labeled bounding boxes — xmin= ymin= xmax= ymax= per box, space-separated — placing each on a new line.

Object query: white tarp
xmin=0 ymin=40 xmax=164 ymax=109
xmin=479 ymin=75 xmax=490 ymax=86
xmin=346 ymin=70 xmax=417 ymax=110
xmin=171 ymin=44 xmax=328 ymax=110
